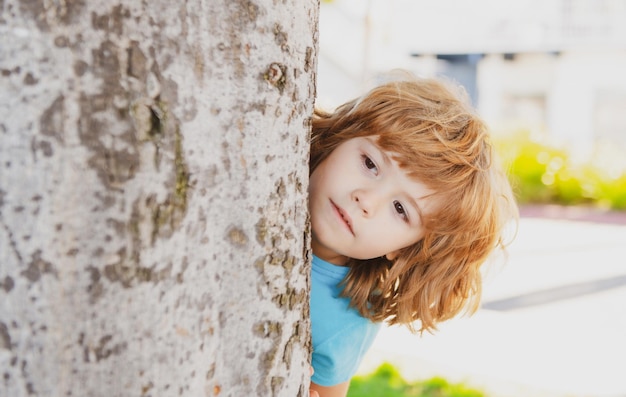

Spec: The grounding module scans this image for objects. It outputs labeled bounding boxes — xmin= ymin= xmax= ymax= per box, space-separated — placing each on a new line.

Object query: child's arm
xmin=309 ymin=381 xmax=350 ymax=397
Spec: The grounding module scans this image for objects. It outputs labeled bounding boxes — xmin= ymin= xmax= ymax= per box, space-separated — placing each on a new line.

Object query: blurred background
xmin=316 ymin=1 xmax=626 ymax=396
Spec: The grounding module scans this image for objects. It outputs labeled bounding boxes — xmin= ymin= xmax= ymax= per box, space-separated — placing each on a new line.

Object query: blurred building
xmin=318 ymin=0 xmax=626 ymax=154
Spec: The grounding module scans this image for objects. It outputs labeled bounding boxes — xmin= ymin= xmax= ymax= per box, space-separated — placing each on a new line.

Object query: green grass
xmin=493 ymin=131 xmax=626 ymax=210
xmin=347 ymin=363 xmax=485 ymax=397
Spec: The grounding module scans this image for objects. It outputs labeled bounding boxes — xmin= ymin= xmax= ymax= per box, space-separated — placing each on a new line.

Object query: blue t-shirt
xmin=310 ymin=255 xmax=381 ymax=386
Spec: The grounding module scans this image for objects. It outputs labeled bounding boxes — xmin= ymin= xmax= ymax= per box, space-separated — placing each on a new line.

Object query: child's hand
xmin=309 ymin=367 xmax=320 ymax=397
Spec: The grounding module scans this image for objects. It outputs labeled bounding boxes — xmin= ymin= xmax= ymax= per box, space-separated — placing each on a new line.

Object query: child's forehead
xmin=360 ymin=135 xmax=387 ymax=152
xmin=362 ymin=136 xmax=405 ymax=163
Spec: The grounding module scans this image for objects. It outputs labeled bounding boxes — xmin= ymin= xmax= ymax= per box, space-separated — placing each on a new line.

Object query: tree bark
xmin=0 ymin=1 xmax=318 ymax=396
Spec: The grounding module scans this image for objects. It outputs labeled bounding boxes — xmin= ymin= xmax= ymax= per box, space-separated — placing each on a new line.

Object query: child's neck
xmin=313 ymin=250 xmax=349 ymax=266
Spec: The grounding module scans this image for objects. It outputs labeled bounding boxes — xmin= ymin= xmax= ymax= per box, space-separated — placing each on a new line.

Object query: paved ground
xmin=357 ymin=209 xmax=626 ymax=397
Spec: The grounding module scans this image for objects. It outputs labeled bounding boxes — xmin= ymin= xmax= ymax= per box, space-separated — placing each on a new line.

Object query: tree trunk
xmin=0 ymin=1 xmax=318 ymax=396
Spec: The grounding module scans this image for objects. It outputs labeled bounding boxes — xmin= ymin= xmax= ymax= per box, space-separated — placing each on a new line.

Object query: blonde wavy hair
xmin=311 ymin=76 xmax=518 ymax=333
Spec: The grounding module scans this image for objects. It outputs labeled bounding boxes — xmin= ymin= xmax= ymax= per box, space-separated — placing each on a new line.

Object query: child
xmin=308 ymin=75 xmax=518 ymax=397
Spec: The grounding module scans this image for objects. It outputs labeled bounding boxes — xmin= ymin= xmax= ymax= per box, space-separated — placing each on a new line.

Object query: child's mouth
xmin=331 ymin=200 xmax=354 ymax=235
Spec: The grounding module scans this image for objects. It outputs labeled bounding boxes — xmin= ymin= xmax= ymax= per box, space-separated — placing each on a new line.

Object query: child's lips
xmin=331 ymin=200 xmax=354 ymax=235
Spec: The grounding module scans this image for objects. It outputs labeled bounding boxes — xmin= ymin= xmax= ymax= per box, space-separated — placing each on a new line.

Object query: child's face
xmin=309 ymin=137 xmax=437 ymax=266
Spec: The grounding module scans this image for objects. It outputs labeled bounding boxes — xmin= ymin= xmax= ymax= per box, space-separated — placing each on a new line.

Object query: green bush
xmin=493 ymin=131 xmax=626 ymax=210
xmin=347 ymin=363 xmax=485 ymax=397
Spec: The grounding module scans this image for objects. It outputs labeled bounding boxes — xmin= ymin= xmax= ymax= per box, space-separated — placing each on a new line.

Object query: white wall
xmin=318 ymin=0 xmax=626 ymax=155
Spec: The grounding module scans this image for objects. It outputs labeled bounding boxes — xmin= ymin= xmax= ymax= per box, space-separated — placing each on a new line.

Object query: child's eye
xmin=393 ymin=200 xmax=408 ymax=221
xmin=363 ymin=155 xmax=378 ymax=173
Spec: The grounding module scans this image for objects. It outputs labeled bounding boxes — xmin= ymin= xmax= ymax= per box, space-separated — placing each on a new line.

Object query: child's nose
xmin=352 ymin=189 xmax=378 ymax=216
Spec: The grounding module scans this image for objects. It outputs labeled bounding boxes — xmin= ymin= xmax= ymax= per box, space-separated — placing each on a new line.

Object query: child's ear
xmin=385 ymin=250 xmax=400 ymax=261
